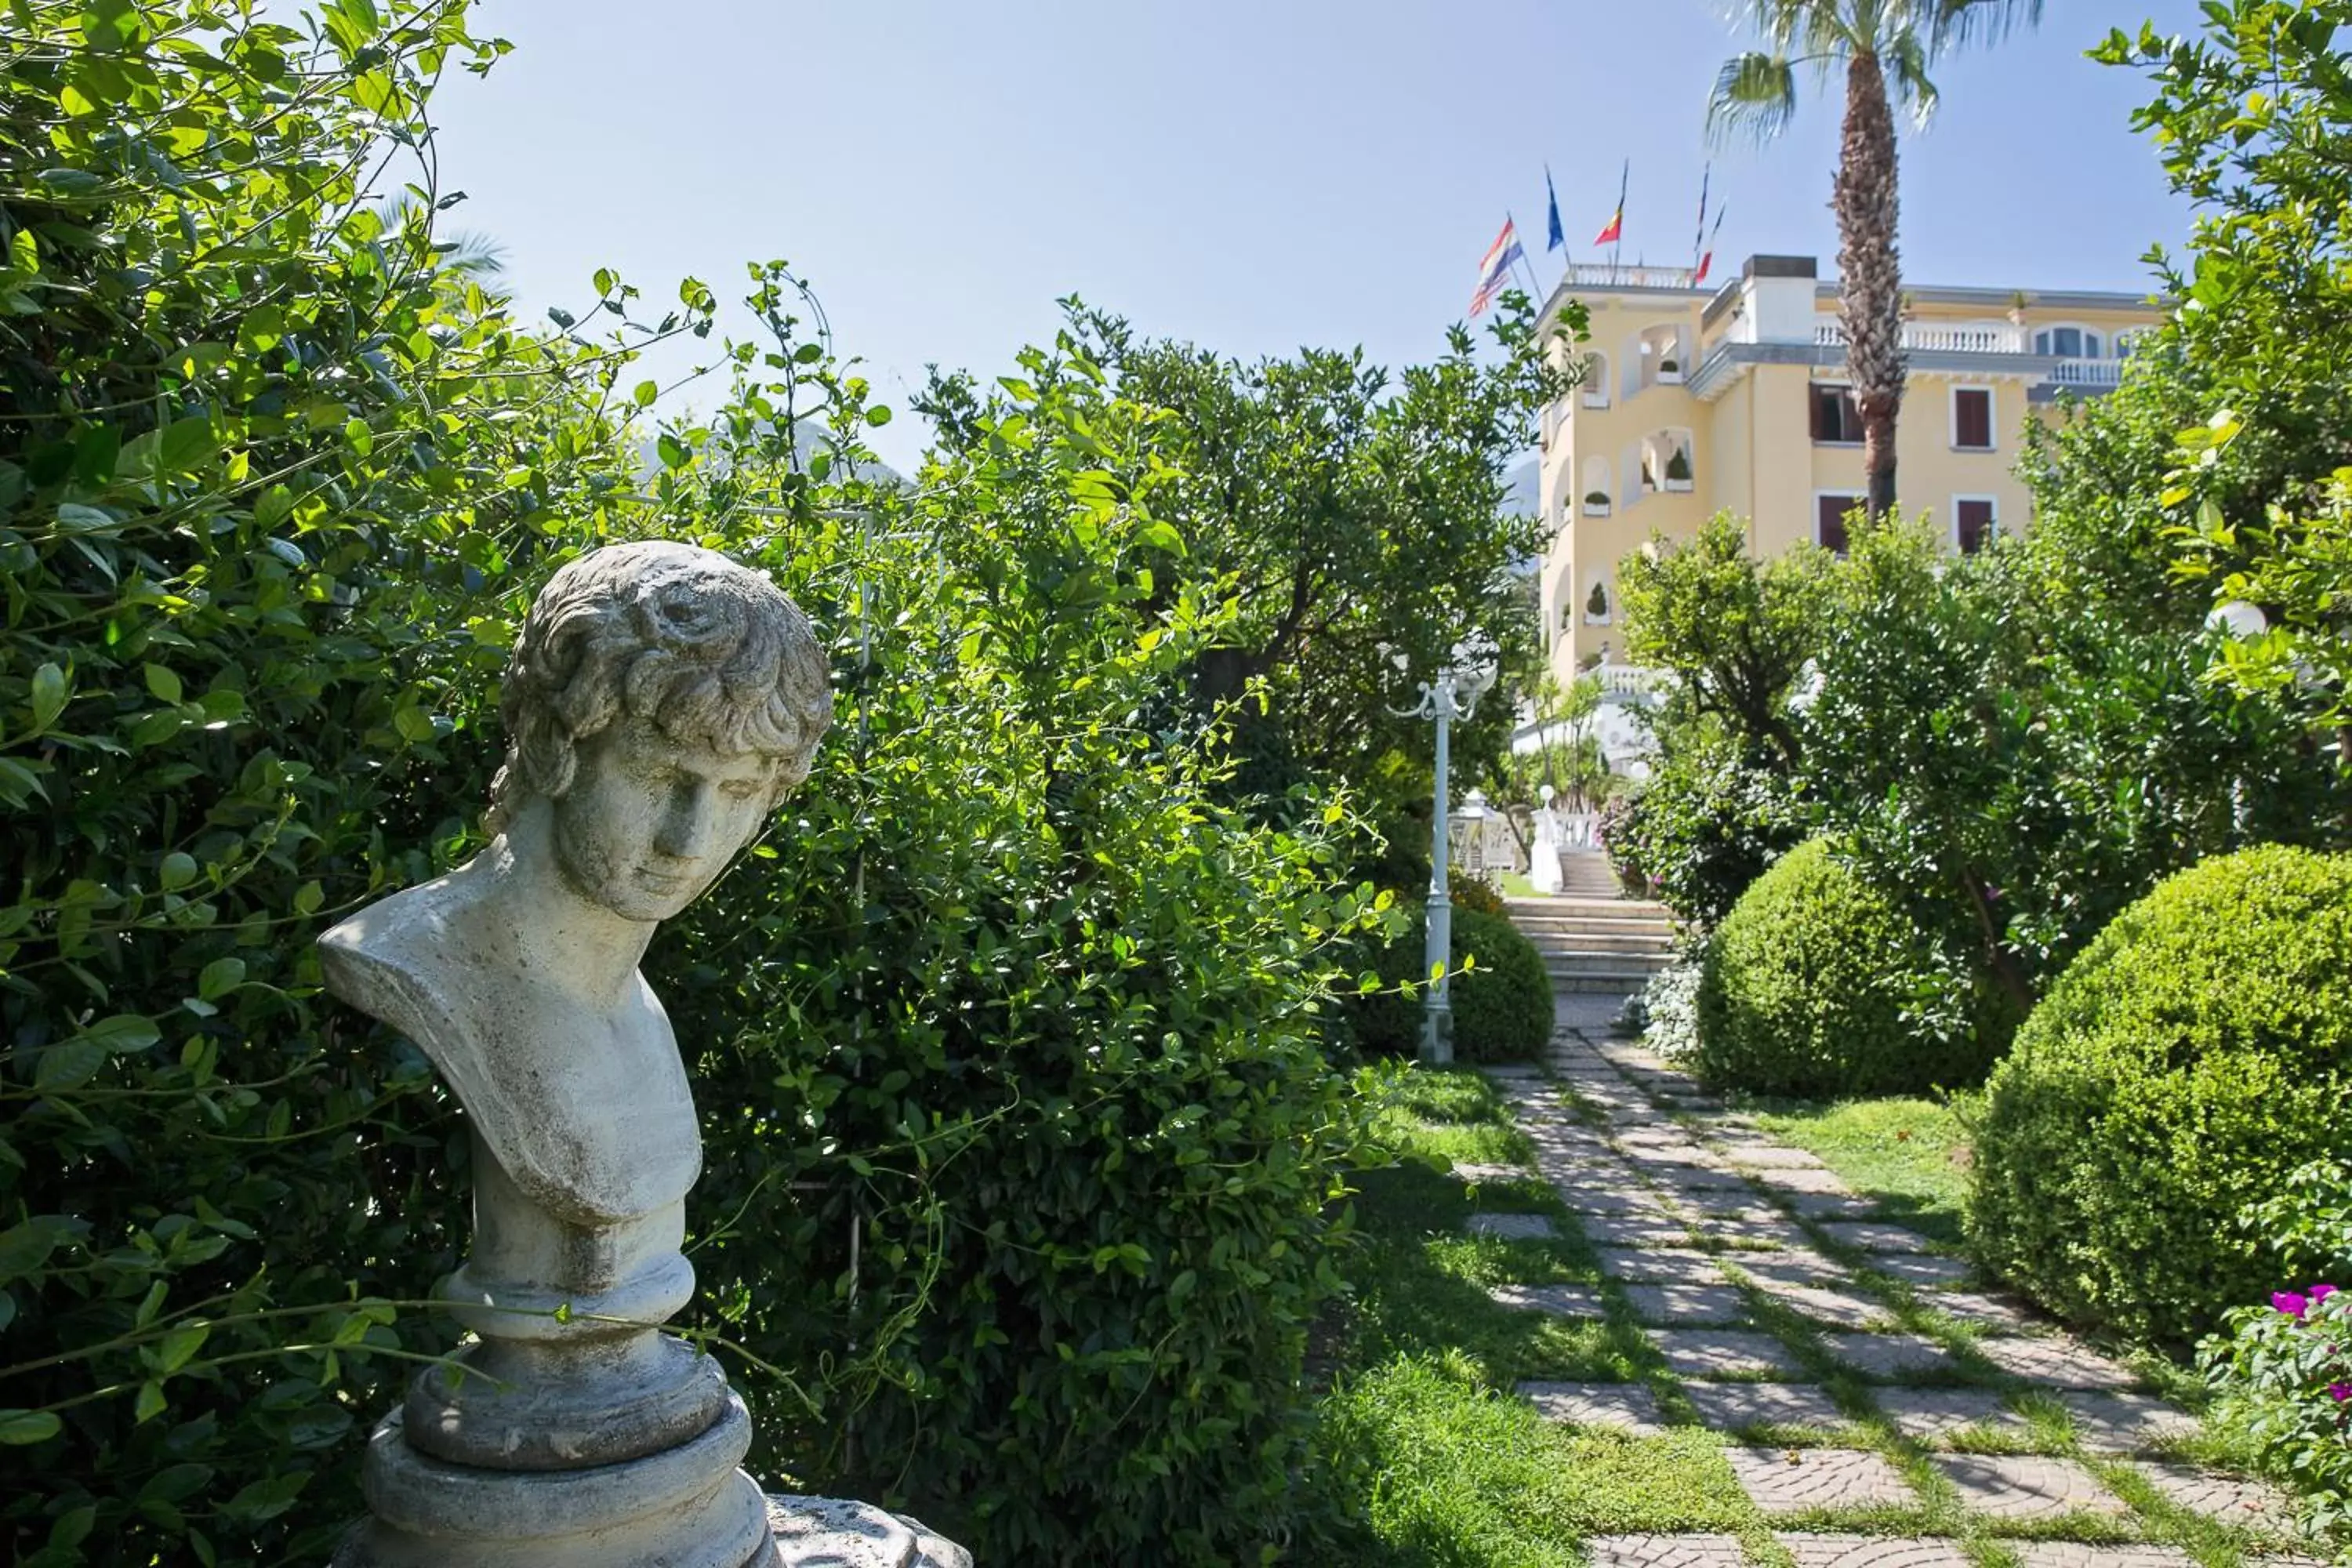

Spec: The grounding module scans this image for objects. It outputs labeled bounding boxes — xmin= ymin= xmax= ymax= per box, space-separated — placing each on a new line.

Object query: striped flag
xmin=1594 ymin=160 xmax=1628 ymax=246
xmin=1694 ymin=205 xmax=1728 ymax=285
xmin=1690 ymin=162 xmax=1711 ymax=274
xmin=1468 ymin=217 xmax=1526 ymax=317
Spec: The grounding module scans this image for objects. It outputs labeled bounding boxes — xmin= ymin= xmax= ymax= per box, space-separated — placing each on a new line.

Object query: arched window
xmin=1634 ymin=324 xmax=1688 ymax=391
xmin=1581 ymin=456 xmax=1612 ymax=516
xmin=1642 ymin=430 xmax=1695 ymax=493
xmin=2034 ymin=324 xmax=2105 ymax=360
xmin=1581 ymin=352 xmax=1611 ymax=409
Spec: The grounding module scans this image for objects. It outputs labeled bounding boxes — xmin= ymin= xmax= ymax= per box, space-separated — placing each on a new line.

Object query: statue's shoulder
xmin=317 ymin=871 xmax=484 ymax=1043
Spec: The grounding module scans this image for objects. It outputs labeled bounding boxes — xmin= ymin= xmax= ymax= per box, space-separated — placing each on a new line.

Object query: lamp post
xmin=1390 ymin=642 xmax=1499 ymax=1065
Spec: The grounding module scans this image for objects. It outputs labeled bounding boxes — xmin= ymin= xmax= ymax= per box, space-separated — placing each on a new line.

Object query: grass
xmin=1744 ymin=1094 xmax=1978 ymax=1247
xmin=1309 ymin=1066 xmax=2308 ymax=1568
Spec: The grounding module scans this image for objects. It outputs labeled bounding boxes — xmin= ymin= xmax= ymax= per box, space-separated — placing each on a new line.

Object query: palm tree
xmin=1708 ymin=1 xmax=2042 ymax=522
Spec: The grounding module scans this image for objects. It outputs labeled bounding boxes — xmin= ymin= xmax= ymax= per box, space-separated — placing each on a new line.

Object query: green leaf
xmin=157 ymin=416 xmax=214 ymax=474
xmin=82 ymin=1014 xmax=161 ymax=1052
xmin=158 ymin=851 xmax=198 ymax=889
xmin=0 ymin=1410 xmax=60 ymax=1445
xmin=633 ymin=379 xmax=659 ymax=408
xmin=34 ymin=1040 xmax=105 ymax=1091
xmin=134 ymin=1379 xmax=166 ymax=1423
xmin=197 ymin=958 xmax=245 ymax=1000
xmin=656 ymin=433 xmax=688 ymax=470
xmin=29 ymin=662 xmax=66 ymax=730
xmin=392 ymin=703 xmax=436 ymax=743
xmin=143 ymin=663 xmax=183 ymax=704
xmin=343 ymin=419 xmax=374 ymax=458
xmin=294 ymin=880 xmax=325 ymax=916
xmin=155 ymin=1323 xmax=209 ymax=1374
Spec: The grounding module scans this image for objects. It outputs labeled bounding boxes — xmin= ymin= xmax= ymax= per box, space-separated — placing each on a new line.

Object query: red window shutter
xmin=1818 ymin=495 xmax=1853 ymax=555
xmin=1955 ymin=389 xmax=1993 ymax=450
xmin=1958 ymin=499 xmax=1996 ymax=553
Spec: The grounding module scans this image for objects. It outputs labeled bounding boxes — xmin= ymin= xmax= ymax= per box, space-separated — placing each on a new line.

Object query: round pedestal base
xmin=763 ymin=1495 xmax=971 ymax=1568
xmin=334 ymin=1393 xmax=769 ymax=1568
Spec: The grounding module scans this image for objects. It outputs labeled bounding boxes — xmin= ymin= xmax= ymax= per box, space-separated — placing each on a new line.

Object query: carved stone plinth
xmin=765 ymin=1496 xmax=972 ymax=1567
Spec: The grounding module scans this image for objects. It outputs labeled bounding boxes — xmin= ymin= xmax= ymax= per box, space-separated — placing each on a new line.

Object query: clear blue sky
xmin=426 ymin=0 xmax=2209 ymax=470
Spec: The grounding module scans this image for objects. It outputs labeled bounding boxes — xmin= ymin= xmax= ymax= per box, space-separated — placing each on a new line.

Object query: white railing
xmin=1563 ymin=263 xmax=1704 ymax=292
xmin=2049 ymin=358 xmax=2125 ymax=387
xmin=1813 ymin=321 xmax=2026 ymax=354
xmin=1594 ymin=662 xmax=1673 ymax=698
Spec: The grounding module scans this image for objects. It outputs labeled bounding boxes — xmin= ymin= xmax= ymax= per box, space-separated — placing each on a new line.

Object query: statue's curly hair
xmin=485 ymin=541 xmax=832 ymax=833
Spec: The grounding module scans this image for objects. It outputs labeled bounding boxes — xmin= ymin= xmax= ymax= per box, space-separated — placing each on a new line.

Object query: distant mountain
xmin=1502 ymin=454 xmax=1541 ymax=517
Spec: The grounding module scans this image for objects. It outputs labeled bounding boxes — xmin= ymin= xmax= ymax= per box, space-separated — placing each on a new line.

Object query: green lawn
xmin=1744 ymin=1094 xmax=1978 ymax=1247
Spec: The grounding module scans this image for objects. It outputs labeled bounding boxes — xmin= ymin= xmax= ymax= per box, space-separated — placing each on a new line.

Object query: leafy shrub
xmin=0 ymin=8 xmax=1393 ymax=1564
xmin=1621 ymin=948 xmax=1705 ymax=1064
xmin=2201 ymin=1161 xmax=2352 ymax=1540
xmin=1696 ymin=840 xmax=1994 ymax=1098
xmin=1969 ymin=845 xmax=2352 ymax=1349
xmin=1349 ymin=906 xmax=1554 ymax=1064
xmin=1605 ymin=749 xmax=1806 ymax=927
xmin=1449 ymin=866 xmax=1508 ymax=916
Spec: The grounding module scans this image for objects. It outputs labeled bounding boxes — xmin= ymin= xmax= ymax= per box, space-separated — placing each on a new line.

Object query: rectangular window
xmin=1810 ymin=383 xmax=1863 ymax=444
xmin=1957 ymin=498 xmax=1998 ymax=554
xmin=1817 ymin=494 xmax=1861 ymax=556
xmin=1953 ymin=387 xmax=1994 ymax=451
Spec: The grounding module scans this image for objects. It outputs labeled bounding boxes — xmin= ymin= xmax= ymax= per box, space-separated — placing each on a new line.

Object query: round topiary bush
xmin=1696 ymin=838 xmax=1994 ymax=1097
xmin=1348 ymin=905 xmax=1555 ymax=1063
xmin=1968 ymin=844 xmax=2352 ymax=1350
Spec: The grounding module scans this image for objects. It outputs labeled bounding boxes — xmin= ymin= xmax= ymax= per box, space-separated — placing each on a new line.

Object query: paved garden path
xmin=1454 ymin=1002 xmax=2324 ymax=1568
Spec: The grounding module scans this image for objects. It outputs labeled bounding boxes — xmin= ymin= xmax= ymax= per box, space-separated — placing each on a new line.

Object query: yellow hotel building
xmin=1534 ymin=253 xmax=2166 ymax=685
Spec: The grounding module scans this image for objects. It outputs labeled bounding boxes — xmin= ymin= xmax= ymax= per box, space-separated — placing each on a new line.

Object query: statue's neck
xmin=482 ymin=800 xmax=658 ymax=1004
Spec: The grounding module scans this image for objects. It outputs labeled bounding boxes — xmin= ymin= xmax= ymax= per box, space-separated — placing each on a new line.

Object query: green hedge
xmin=1351 ymin=906 xmax=1554 ymax=1064
xmin=1696 ymin=840 xmax=1996 ymax=1098
xmin=1969 ymin=844 xmax=2352 ymax=1350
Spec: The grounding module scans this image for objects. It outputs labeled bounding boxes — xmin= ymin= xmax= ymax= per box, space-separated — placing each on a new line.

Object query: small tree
xmin=1665 ymin=446 xmax=1693 ymax=485
xmin=1586 ymin=579 xmax=1612 ymax=621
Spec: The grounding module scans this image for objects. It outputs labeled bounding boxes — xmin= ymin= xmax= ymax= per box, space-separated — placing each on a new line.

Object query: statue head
xmin=488 ymin=541 xmax=832 ymax=922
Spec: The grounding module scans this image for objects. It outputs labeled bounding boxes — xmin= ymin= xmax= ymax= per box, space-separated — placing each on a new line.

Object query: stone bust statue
xmin=314 ymin=543 xmax=970 ymax=1566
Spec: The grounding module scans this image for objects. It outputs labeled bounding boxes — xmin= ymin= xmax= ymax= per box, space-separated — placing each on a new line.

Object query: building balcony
xmin=1689 ymin=328 xmax=2131 ymax=405
xmin=1813 ymin=321 xmax=2027 ymax=354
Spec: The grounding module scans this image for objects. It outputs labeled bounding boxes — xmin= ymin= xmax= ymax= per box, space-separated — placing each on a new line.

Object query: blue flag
xmin=1545 ymin=166 xmax=1566 ymax=252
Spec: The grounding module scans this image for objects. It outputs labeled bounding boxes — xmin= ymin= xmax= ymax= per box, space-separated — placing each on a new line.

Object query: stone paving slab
xmin=1587 ymin=1534 xmax=1749 ymax=1567
xmin=2055 ymin=1392 xmax=2199 ymax=1453
xmin=1519 ymin=1380 xmax=1665 ymax=1436
xmin=1751 ymin=1167 xmax=1857 ymax=1196
xmin=1558 ymin=1186 xmax=1681 ymax=1216
xmin=1751 ymin=1283 xmax=1893 ymax=1330
xmin=2126 ymin=1461 xmax=2298 ymax=1530
xmin=1720 ymin=1145 xmax=1830 ymax=1171
xmin=1678 ymin=1189 xmax=1785 ymax=1218
xmin=1733 ymin=1251 xmax=1857 ymax=1288
xmin=1699 ymin=1217 xmax=1817 ymax=1251
xmin=1623 ymin=1283 xmax=1753 ymax=1325
xmin=1822 ymin=1332 xmax=1961 ymax=1380
xmin=1783 ymin=1193 xmax=1889 ymax=1221
xmin=1778 ymin=1534 xmax=1973 ymax=1567
xmin=1450 ymin=1162 xmax=1535 ymax=1185
xmin=1930 ymin=1453 xmax=2129 ymax=1520
xmin=1582 ymin=1215 xmax=1697 ymax=1248
xmin=1873 ymin=1388 xmax=2035 ymax=1444
xmin=1650 ymin=1327 xmax=1809 ymax=1378
xmin=1915 ymin=1288 xmax=2036 ymax=1328
xmin=1647 ymin=1162 xmax=1754 ymax=1189
xmin=1596 ymin=1247 xmax=1730 ymax=1284
xmin=1973 ymin=1336 xmax=2139 ymax=1392
xmin=1682 ymin=1380 xmax=1853 ymax=1433
xmin=1864 ymin=1254 xmax=1980 ymax=1288
xmin=1480 ymin=1063 xmax=1545 ymax=1080
xmin=2010 ymin=1548 xmax=2194 ymax=1568
xmin=1818 ymin=1221 xmax=1937 ymax=1254
xmin=1726 ymin=1447 xmax=1918 ymax=1514
xmin=1487 ymin=1282 xmax=1607 ymax=1318
xmin=1466 ymin=1212 xmax=1558 ymax=1241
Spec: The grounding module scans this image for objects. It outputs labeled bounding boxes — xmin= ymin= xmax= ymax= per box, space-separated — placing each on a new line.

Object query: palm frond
xmin=1886 ymin=29 xmax=1944 ymax=129
xmin=1722 ymin=0 xmax=1863 ymax=57
xmin=1932 ymin=0 xmax=2043 ymax=50
xmin=1707 ymin=51 xmax=1803 ymax=147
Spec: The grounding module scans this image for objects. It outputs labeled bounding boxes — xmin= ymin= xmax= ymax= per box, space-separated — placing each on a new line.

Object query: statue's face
xmin=550 ymin=717 xmax=783 ymax=923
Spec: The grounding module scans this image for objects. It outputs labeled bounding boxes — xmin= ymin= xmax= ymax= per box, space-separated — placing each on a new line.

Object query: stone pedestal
xmin=765 ymin=1497 xmax=971 ymax=1567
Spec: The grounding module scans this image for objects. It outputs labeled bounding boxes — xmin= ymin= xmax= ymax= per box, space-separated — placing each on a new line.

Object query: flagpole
xmin=1506 ymin=209 xmax=1544 ymax=302
xmin=1613 ymin=159 xmax=1628 ymax=274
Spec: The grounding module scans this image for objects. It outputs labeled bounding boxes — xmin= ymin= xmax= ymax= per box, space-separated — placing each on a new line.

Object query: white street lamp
xmin=1389 ymin=639 xmax=1500 ymax=1065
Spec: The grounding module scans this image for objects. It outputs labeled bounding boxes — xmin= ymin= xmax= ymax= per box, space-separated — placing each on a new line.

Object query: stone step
xmin=1549 ymin=974 xmax=1650 ymax=995
xmin=1526 ymin=933 xmax=1676 ymax=957
xmin=1546 ymin=953 xmax=1674 ymax=981
xmin=1512 ymin=915 xmax=1676 ymax=938
xmin=1505 ymin=896 xmax=1671 ymax=920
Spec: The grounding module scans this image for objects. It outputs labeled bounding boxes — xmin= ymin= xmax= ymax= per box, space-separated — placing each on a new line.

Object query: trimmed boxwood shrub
xmin=1696 ymin=839 xmax=1995 ymax=1097
xmin=1349 ymin=906 xmax=1555 ymax=1063
xmin=1968 ymin=845 xmax=2352 ymax=1350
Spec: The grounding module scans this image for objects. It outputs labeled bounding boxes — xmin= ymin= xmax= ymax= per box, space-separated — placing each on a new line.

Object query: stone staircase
xmin=1508 ymin=853 xmax=1676 ymax=995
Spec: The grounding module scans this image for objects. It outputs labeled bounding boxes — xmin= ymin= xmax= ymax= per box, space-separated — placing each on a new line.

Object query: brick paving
xmin=1479 ymin=1011 xmax=2298 ymax=1567
xmin=1930 ymin=1454 xmax=2129 ymax=1520
xmin=1726 ymin=1447 xmax=1917 ymax=1513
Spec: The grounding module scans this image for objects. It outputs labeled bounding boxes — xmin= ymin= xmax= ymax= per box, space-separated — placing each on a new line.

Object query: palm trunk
xmin=1835 ymin=52 xmax=1904 ymax=523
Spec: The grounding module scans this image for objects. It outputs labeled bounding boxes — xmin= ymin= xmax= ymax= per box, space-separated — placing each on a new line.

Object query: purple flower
xmin=2331 ymin=1383 xmax=2351 ymax=1403
xmin=2275 ymin=1290 xmax=2311 ymax=1319
xmin=2312 ymin=1283 xmax=2339 ymax=1304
